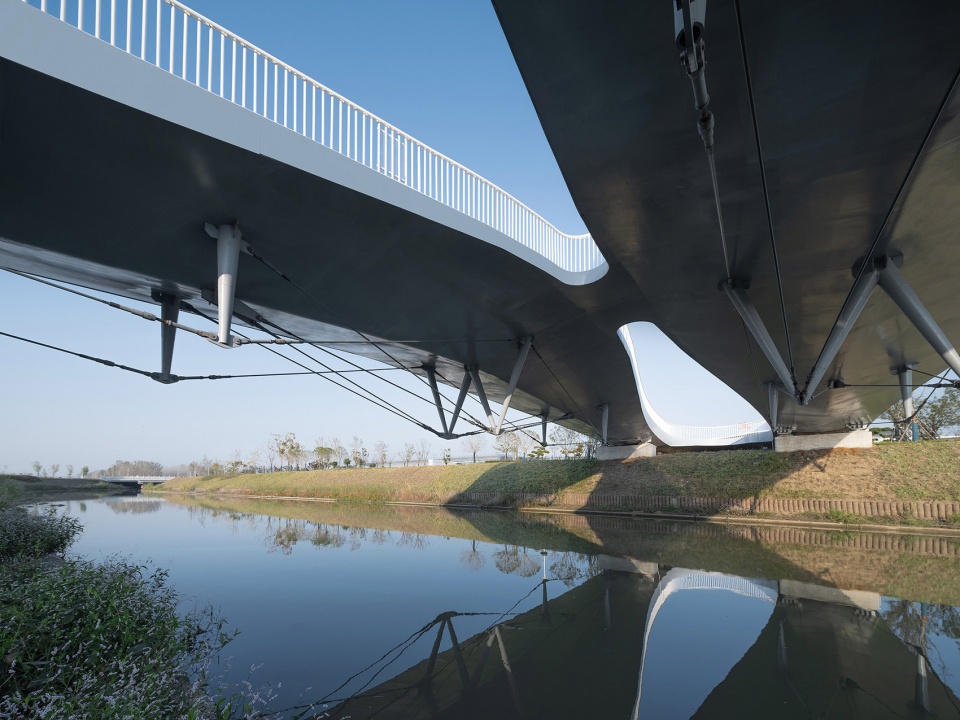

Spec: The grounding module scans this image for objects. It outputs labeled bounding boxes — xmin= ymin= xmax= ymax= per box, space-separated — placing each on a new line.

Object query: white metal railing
xmin=26 ymin=0 xmax=605 ymax=274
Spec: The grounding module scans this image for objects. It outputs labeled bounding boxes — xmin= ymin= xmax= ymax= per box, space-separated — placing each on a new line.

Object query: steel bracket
xmin=721 ymin=279 xmax=797 ymax=397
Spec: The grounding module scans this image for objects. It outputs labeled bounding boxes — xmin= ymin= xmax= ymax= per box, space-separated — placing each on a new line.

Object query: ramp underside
xmin=0 ymin=51 xmax=651 ymax=442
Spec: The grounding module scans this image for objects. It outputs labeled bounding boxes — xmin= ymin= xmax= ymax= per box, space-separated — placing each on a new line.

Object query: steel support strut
xmin=600 ymin=404 xmax=609 ymax=445
xmin=768 ymin=382 xmax=779 ymax=430
xmin=205 ymin=223 xmax=243 ymax=347
xmin=802 ymin=260 xmax=880 ymax=403
xmin=879 ymin=259 xmax=960 ymax=377
xmin=721 ymin=280 xmax=796 ymax=393
xmin=494 ymin=336 xmax=533 ymax=435
xmin=897 ymin=365 xmax=919 ymax=442
xmin=157 ymin=293 xmax=179 ymax=384
xmin=424 ymin=366 xmax=449 ymax=437
xmin=423 ymin=365 xmax=475 ymax=440
xmin=467 ymin=365 xmax=496 ymax=430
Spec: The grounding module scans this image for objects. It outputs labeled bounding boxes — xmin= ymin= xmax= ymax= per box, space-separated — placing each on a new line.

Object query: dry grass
xmin=153 ymin=441 xmax=960 ymax=505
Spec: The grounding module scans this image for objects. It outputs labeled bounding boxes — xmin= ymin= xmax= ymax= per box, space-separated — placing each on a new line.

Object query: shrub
xmin=826 ymin=508 xmax=865 ymax=525
xmin=0 ymin=506 xmax=81 ymax=560
xmin=0 ymin=557 xmax=235 ymax=718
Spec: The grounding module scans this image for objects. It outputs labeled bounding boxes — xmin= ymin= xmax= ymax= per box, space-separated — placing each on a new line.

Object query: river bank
xmin=0 ymin=474 xmax=130 ymax=504
xmin=149 ymin=441 xmax=960 ymax=528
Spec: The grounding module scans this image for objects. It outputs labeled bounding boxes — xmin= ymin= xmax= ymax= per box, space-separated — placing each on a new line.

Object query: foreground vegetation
xmin=0 ymin=502 xmax=277 ymax=719
xmin=151 ymin=441 xmax=960 ymax=505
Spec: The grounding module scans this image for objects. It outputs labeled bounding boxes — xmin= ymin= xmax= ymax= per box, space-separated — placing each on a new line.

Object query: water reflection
xmin=103 ymin=496 xmax=163 ymax=514
xmin=57 ymin=496 xmax=960 ymax=718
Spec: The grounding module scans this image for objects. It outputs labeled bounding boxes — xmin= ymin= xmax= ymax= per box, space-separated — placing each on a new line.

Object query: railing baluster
xmin=180 ymin=11 xmax=186 ymax=78
xmin=272 ymin=62 xmax=277 ymax=122
xmin=194 ymin=16 xmax=200 ymax=84
xmin=154 ymin=0 xmax=159 ymax=65
xmin=311 ymin=85 xmax=316 ymax=141
xmin=95 ymin=0 xmax=100 ymax=38
xmin=207 ymin=23 xmax=212 ymax=90
xmin=140 ymin=0 xmax=146 ymax=59
xmin=79 ymin=0 xmax=84 ymax=32
xmin=231 ymin=39 xmax=236 ymax=102
xmin=110 ymin=0 xmax=115 ymax=45
xmin=282 ymin=69 xmax=288 ymax=127
xmin=241 ymin=46 xmax=246 ymax=107
xmin=167 ymin=2 xmax=173 ymax=72
xmin=125 ymin=0 xmax=131 ymax=52
xmin=218 ymin=31 xmax=224 ymax=97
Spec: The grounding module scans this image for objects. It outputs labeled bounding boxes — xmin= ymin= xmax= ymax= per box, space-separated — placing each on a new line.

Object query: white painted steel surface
xmin=22 ymin=0 xmax=605 ymax=275
xmin=631 ymin=568 xmax=779 ymax=720
xmin=619 ymin=324 xmax=773 ymax=446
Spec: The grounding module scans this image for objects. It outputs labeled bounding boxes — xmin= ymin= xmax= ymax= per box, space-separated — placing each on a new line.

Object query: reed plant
xmin=0 ymin=504 xmax=278 ymax=718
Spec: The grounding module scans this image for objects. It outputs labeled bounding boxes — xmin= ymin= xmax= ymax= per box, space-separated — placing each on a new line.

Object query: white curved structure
xmin=619 ymin=324 xmax=773 ymax=446
xmin=18 ymin=0 xmax=606 ymax=281
xmin=632 ymin=568 xmax=779 ymax=720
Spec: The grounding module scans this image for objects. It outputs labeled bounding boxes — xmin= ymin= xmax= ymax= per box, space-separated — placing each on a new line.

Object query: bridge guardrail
xmin=26 ymin=0 xmax=606 ymax=275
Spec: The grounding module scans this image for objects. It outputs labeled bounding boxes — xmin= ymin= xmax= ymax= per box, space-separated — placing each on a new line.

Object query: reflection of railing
xmin=26 ymin=0 xmax=605 ymax=274
xmin=632 ymin=568 xmax=778 ymax=720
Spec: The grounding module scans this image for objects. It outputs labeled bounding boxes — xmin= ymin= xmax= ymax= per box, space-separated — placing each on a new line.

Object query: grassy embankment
xmin=0 ymin=474 xmax=128 ymax=505
xmin=150 ymin=441 xmax=960 ymax=525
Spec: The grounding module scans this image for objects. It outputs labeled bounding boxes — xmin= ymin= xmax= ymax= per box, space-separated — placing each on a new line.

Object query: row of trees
xmin=30 ymin=462 xmax=89 ymax=479
xmin=879 ymin=387 xmax=960 ymax=440
xmin=30 ymin=425 xmax=594 ymax=479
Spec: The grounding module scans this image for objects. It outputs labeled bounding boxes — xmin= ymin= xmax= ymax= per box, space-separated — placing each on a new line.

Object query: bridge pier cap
xmin=773 ymin=429 xmax=872 ymax=453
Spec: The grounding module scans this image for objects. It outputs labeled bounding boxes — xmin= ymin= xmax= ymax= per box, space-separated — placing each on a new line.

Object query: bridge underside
xmin=493 ymin=0 xmax=960 ymax=433
xmin=5 ymin=0 xmax=960 ymax=442
xmin=0 ymin=5 xmax=653 ymax=444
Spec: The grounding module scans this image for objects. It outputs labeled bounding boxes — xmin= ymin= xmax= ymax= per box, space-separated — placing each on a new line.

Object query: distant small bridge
xmin=101 ymin=476 xmax=174 ymax=487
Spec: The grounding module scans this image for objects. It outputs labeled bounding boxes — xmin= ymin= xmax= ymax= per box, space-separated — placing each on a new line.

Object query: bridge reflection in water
xmin=327 ymin=565 xmax=957 ymax=719
xmin=163 ymin=497 xmax=960 ymax=719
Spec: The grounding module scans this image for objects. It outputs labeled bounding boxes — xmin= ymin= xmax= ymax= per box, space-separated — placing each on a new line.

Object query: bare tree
xmin=271 ymin=433 xmax=287 ymax=471
xmin=32 ymin=461 xmax=41 ymax=477
xmin=493 ymin=431 xmax=520 ymax=460
xmin=462 ymin=436 xmax=486 ymax=463
xmin=228 ymin=450 xmax=244 ymax=475
xmin=247 ymin=450 xmax=261 ymax=474
xmin=460 ymin=540 xmax=487 ymax=572
xmin=350 ymin=436 xmax=367 ymax=468
xmin=264 ymin=444 xmax=276 ymax=473
xmin=516 ymin=433 xmax=533 ymax=460
xmin=331 ymin=437 xmax=347 ymax=467
xmin=401 ymin=443 xmax=416 ymax=467
xmin=313 ymin=438 xmax=333 ymax=469
xmin=66 ymin=464 xmax=74 ymax=478
xmin=416 ymin=439 xmax=432 ymax=466
xmin=373 ymin=441 xmax=389 ymax=468
xmin=549 ymin=426 xmax=591 ymax=459
xmin=49 ymin=464 xmax=60 ymax=478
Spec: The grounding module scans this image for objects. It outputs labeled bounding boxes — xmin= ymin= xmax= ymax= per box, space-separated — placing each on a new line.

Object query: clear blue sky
xmin=0 ymin=0 xmax=763 ymax=474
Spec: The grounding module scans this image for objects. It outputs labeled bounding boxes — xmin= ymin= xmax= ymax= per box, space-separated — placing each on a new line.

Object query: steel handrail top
xmin=22 ymin=0 xmax=606 ymax=277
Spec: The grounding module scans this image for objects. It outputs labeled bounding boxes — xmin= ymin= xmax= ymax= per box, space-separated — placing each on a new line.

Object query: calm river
xmin=47 ymin=495 xmax=960 ymax=718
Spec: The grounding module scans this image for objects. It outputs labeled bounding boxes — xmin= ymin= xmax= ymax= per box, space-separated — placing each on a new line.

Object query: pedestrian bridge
xmin=102 ymin=475 xmax=174 ymax=486
xmin=2 ymin=0 xmax=958 ymax=449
